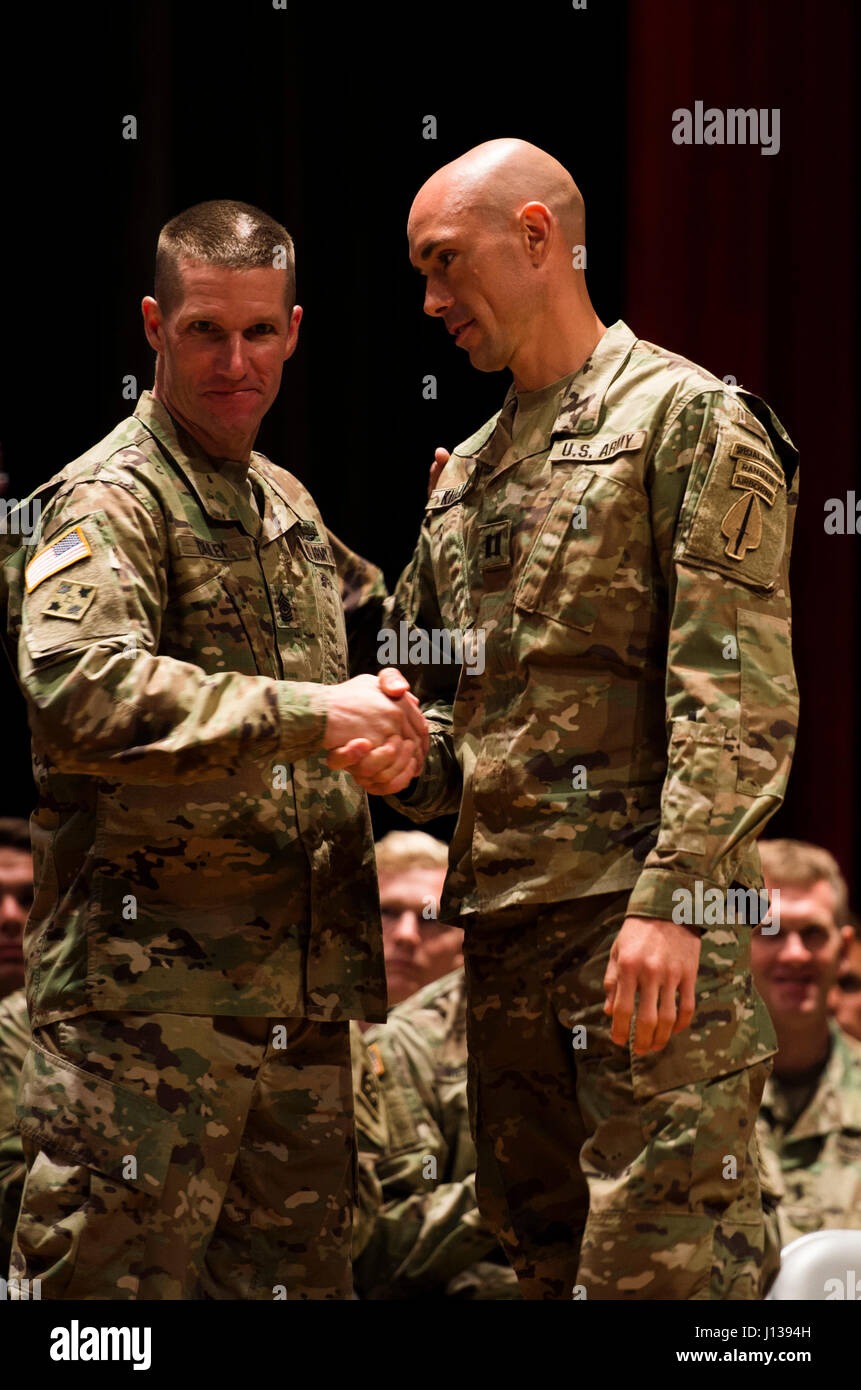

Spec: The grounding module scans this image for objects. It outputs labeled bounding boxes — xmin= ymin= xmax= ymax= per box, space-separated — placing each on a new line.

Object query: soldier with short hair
xmin=0 ymin=199 xmax=428 ymax=1299
xmin=353 ymin=964 xmax=520 ymax=1299
xmin=351 ymin=830 xmax=514 ymax=1299
xmin=374 ymin=830 xmax=463 ymax=1009
xmin=332 ymin=139 xmax=799 ymax=1299
xmin=754 ymin=839 xmax=861 ymax=1247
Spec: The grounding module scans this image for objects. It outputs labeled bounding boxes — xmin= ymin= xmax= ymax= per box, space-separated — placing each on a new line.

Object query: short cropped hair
xmin=375 ymin=831 xmax=449 ymax=877
xmin=758 ymin=838 xmax=849 ymax=925
xmin=154 ymin=199 xmax=295 ymax=319
xmin=0 ymin=818 xmax=32 ymax=852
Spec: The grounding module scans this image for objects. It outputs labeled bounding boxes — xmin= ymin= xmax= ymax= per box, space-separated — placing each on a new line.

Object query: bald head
xmin=410 ymin=138 xmax=585 ymax=253
xmin=407 ymin=139 xmax=602 ymax=387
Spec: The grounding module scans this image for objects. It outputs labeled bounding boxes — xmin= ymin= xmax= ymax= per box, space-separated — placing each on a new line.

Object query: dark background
xmin=0 ymin=0 xmax=857 ymax=892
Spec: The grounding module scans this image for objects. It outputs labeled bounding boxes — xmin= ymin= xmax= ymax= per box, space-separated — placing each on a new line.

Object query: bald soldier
xmin=331 ymin=140 xmax=799 ymax=1299
xmin=0 ymin=199 xmax=427 ymax=1300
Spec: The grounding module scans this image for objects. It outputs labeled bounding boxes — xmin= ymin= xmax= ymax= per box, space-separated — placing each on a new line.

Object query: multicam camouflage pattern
xmin=8 ymin=1009 xmax=355 ymax=1298
xmin=757 ymin=1021 xmax=861 ymax=1248
xmin=464 ymin=891 xmax=777 ymax=1299
xmin=0 ymin=987 xmax=28 ymax=1271
xmin=351 ymin=971 xmax=520 ymax=1299
xmin=0 ymin=391 xmax=387 ymax=1024
xmin=387 ymin=320 xmax=799 ymax=926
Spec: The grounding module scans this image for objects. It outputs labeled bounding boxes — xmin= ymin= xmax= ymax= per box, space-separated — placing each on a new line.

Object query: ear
xmin=283 ymin=304 xmax=303 ymax=362
xmin=519 ymin=201 xmax=553 ymax=263
xmin=838 ymin=924 xmax=856 ymax=961
xmin=142 ymin=296 xmax=164 ymax=353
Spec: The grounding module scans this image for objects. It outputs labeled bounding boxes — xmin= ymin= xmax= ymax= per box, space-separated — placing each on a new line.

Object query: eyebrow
xmin=416 ymin=239 xmax=443 ymax=264
xmin=181 ymin=314 xmax=276 ymax=327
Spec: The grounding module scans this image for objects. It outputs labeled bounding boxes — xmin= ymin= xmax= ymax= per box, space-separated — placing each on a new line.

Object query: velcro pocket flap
xmin=15 ymin=1041 xmax=179 ymax=1195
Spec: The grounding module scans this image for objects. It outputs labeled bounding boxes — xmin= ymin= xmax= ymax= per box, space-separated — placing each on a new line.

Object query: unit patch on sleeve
xmin=679 ymin=427 xmax=787 ymax=591
xmin=41 ymin=580 xmax=98 ymax=621
xmin=25 ymin=525 xmax=92 ymax=593
xmin=720 ymin=442 xmax=785 ymax=561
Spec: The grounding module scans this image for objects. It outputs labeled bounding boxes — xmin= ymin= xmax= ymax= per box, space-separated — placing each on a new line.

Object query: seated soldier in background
xmin=753 ymin=839 xmax=861 ymax=1247
xmin=374 ymin=830 xmax=463 ymax=1014
xmin=351 ymin=830 xmax=519 ymax=1298
xmin=0 ymin=817 xmax=33 ymax=1272
xmin=829 ymin=915 xmax=861 ymax=1043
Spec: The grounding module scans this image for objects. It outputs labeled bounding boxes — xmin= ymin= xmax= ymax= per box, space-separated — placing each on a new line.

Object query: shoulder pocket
xmin=22 ymin=512 xmax=130 ymax=666
xmin=678 ymin=424 xmax=788 ymax=593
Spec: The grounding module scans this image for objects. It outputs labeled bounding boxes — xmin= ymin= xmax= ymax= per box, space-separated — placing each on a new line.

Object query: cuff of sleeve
xmin=393 ymin=774 xmax=421 ymax=805
xmin=625 ymin=867 xmax=727 ymax=928
xmin=275 ymin=681 xmax=329 ymax=760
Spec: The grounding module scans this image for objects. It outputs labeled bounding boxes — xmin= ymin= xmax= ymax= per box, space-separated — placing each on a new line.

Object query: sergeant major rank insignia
xmin=720 ymin=442 xmax=785 ymax=561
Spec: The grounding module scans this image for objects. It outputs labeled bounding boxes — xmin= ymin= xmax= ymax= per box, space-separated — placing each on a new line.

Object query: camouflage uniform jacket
xmin=388 ymin=320 xmax=799 ymax=923
xmin=0 ymin=392 xmax=388 ymax=1025
xmin=757 ymin=1022 xmax=861 ymax=1246
xmin=0 ymin=988 xmax=28 ymax=1271
xmin=352 ymin=970 xmax=520 ymax=1298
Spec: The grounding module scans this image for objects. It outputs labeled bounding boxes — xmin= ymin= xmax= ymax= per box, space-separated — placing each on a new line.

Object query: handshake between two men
xmin=319 ymin=668 xmax=428 ymax=797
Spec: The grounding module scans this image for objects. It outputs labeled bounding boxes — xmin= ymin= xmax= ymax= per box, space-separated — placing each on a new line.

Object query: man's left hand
xmin=603 ymin=915 xmax=701 ymax=1055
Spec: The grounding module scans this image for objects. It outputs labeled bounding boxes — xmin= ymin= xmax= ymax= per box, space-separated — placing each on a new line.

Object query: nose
xmin=0 ymin=894 xmax=26 ymax=935
xmin=216 ymin=333 xmax=251 ymax=380
xmin=776 ymin=929 xmax=812 ymax=964
xmin=423 ymin=275 xmax=453 ymax=318
xmin=391 ymin=911 xmax=422 ymax=946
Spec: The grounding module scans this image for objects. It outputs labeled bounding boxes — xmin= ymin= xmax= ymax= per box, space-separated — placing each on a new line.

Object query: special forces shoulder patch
xmin=679 ymin=426 xmax=787 ymax=591
xmin=25 ymin=524 xmax=92 ymax=593
xmin=720 ymin=442 xmax=785 ymax=561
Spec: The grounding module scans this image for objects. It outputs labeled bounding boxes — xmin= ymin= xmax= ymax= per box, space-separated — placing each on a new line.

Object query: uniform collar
xmin=472 ymin=319 xmax=638 ymax=467
xmin=552 ymin=319 xmax=639 ymax=436
xmin=764 ymin=1021 xmax=861 ymax=1142
xmin=133 ymin=390 xmax=300 ymax=543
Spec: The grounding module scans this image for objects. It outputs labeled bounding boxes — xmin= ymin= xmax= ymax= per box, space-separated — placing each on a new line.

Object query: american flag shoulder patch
xmin=25 ymin=525 xmax=92 ymax=593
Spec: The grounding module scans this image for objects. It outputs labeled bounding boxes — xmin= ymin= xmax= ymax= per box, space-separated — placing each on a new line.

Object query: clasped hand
xmin=322 ymin=668 xmax=428 ymax=795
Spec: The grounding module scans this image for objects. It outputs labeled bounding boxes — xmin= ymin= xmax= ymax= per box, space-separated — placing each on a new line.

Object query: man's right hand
xmin=319 ymin=673 xmax=427 ymax=793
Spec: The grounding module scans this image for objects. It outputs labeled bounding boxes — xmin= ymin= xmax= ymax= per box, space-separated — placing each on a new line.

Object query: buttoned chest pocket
xmin=274 ymin=531 xmax=348 ymax=684
xmin=514 ymin=467 xmax=649 ymax=632
xmin=166 ymin=539 xmax=274 ymax=677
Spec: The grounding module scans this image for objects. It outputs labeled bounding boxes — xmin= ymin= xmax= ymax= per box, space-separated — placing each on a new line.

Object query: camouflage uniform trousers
xmin=462 ymin=890 xmax=777 ymax=1300
xmin=9 ymin=1011 xmax=356 ymax=1299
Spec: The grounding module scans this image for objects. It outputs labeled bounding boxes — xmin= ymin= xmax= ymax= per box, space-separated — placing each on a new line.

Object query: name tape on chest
xmin=298 ymin=535 xmax=335 ymax=566
xmin=25 ymin=525 xmax=92 ymax=593
xmin=549 ymin=429 xmax=646 ymax=464
xmin=426 ymin=480 xmax=473 ymax=510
